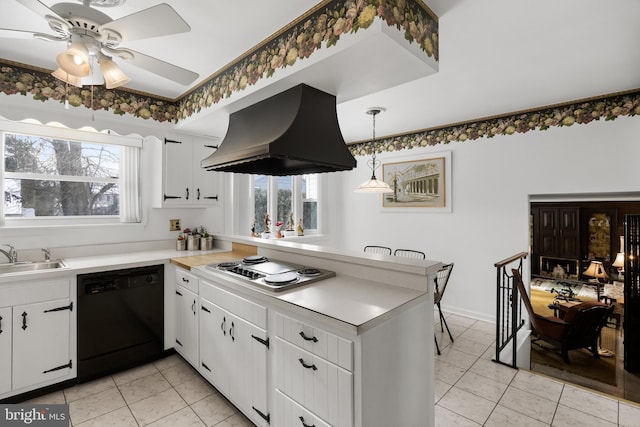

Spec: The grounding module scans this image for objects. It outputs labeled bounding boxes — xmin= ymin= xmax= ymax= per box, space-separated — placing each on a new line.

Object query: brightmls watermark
xmin=0 ymin=405 xmax=69 ymax=426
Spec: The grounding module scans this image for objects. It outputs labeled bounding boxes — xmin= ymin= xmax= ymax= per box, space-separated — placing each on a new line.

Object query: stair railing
xmin=493 ymin=251 xmax=528 ymax=368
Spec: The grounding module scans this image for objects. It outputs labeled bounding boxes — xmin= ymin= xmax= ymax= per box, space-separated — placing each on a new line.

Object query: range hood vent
xmin=201 ymin=84 xmax=356 ymax=175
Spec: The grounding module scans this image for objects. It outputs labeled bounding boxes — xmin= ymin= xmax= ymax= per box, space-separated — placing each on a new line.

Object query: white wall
xmin=339 ymin=116 xmax=640 ymax=321
xmin=0 ymin=103 xmax=224 ymax=256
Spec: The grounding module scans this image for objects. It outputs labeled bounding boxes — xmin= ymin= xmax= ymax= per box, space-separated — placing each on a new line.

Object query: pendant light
xmin=355 ymin=108 xmax=393 ymax=193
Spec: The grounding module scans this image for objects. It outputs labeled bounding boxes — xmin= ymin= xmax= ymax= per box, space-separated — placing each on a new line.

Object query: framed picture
xmin=381 ymin=151 xmax=451 ymax=211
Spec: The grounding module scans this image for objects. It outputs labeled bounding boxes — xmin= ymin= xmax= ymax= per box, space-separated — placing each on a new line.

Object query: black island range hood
xmin=200 ymin=84 xmax=357 ymax=176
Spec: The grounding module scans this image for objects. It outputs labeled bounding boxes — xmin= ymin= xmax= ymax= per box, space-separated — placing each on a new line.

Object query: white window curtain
xmin=120 ymin=145 xmax=141 ymax=223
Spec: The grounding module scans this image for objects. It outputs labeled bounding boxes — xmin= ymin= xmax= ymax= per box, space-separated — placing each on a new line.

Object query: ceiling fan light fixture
xmin=56 ymin=43 xmax=90 ymax=77
xmin=51 ymin=67 xmax=83 ymax=87
xmin=99 ymin=56 xmax=130 ymax=89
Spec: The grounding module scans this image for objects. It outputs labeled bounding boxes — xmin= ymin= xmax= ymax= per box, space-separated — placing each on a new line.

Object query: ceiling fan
xmin=0 ymin=0 xmax=199 ymax=88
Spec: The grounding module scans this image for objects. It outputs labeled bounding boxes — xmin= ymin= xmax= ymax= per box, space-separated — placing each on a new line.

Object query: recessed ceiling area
xmin=0 ymin=0 xmax=639 ymax=144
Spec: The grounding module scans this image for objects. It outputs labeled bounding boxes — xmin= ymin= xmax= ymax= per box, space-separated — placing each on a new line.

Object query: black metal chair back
xmin=434 ymin=263 xmax=454 ymax=355
xmin=364 ymin=245 xmax=392 ymax=255
xmin=394 ymin=249 xmax=426 ymax=259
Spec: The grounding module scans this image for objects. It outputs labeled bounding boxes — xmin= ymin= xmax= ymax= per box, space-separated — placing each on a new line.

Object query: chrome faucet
xmin=0 ymin=244 xmax=17 ymax=263
xmin=42 ymin=248 xmax=51 ymax=261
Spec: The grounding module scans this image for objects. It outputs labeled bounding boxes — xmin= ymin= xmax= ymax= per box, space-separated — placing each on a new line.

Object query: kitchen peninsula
xmin=0 ymin=237 xmax=439 ymax=427
xmin=171 ymin=236 xmax=441 ymax=427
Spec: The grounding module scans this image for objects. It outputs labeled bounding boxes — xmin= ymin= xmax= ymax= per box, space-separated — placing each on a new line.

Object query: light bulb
xmin=73 ymin=55 xmax=84 ymax=65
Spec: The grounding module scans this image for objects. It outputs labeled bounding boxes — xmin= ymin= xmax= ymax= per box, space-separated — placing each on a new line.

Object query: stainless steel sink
xmin=0 ymin=259 xmax=67 ymax=274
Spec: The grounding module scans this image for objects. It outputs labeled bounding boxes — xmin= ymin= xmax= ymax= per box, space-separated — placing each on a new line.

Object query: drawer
xmin=200 ymin=279 xmax=267 ymax=329
xmin=275 ymin=313 xmax=353 ymax=371
xmin=175 ymin=268 xmax=198 ymax=294
xmin=275 ymin=337 xmax=353 ymax=427
xmin=275 ymin=389 xmax=331 ymax=427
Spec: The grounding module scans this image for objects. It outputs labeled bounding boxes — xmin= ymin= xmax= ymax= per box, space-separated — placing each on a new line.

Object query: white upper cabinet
xmin=153 ymin=134 xmax=222 ymax=208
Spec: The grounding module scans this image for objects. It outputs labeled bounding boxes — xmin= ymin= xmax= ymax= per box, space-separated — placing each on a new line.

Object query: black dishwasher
xmin=77 ymin=264 xmax=164 ymax=382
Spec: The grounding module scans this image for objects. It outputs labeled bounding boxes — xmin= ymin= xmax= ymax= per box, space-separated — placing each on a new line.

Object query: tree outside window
xmin=4 ymin=132 xmax=120 ymax=218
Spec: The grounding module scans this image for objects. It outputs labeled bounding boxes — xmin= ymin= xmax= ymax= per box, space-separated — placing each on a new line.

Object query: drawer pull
xmin=21 ymin=311 xmax=27 ymax=330
xmin=182 ymin=277 xmax=190 ymax=283
xmin=298 ymin=358 xmax=317 ymax=371
xmin=230 ymin=321 xmax=235 ymax=341
xmin=175 ymin=290 xmax=183 ymax=296
xmin=201 ymin=305 xmax=211 ymax=313
xmin=221 ymin=317 xmax=226 ymax=335
xmin=299 ymin=331 xmax=318 ymax=343
xmin=299 ymin=416 xmax=315 ymax=427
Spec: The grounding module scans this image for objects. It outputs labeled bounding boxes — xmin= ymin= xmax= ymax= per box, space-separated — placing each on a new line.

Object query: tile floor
xmin=20 ymin=312 xmax=640 ymax=426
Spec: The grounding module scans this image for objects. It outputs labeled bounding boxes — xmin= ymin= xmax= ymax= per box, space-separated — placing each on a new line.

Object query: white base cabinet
xmin=183 ymin=270 xmax=434 ymax=427
xmin=274 ymin=313 xmax=353 ymax=427
xmin=0 ymin=307 xmax=11 ymax=395
xmin=199 ymin=279 xmax=269 ymax=427
xmin=0 ymin=277 xmax=75 ymax=400
xmin=12 ymin=298 xmax=73 ymax=390
xmin=174 ymin=268 xmax=199 ymax=367
xmin=276 ymin=389 xmax=331 ymax=427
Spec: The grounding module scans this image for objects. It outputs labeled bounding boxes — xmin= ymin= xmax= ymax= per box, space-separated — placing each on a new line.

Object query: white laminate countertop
xmin=192 ymin=264 xmax=429 ymax=335
xmin=0 ymin=248 xmax=227 ymax=284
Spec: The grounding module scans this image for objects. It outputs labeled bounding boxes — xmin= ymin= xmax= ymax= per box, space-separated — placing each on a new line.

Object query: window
xmin=253 ymin=174 xmax=318 ymax=234
xmin=1 ymin=121 xmax=141 ymax=225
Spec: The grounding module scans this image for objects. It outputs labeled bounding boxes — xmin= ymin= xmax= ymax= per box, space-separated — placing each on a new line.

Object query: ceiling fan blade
xmin=117 ymin=49 xmax=199 ymax=86
xmin=16 ymin=0 xmax=65 ymax=21
xmin=99 ymin=4 xmax=190 ymax=42
xmin=0 ymin=28 xmax=38 ymax=39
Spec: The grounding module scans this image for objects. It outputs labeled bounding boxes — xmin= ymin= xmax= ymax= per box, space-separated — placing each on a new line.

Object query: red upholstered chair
xmin=512 ymin=269 xmax=613 ymax=363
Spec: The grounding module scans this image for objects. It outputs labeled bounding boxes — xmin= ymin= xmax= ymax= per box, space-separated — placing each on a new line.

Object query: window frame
xmin=0 ymin=119 xmax=142 ymax=227
xmin=253 ymin=174 xmax=320 ymax=235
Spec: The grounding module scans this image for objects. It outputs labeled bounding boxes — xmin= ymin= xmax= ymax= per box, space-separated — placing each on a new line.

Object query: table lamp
xmin=584 ymin=260 xmax=613 ymax=356
xmin=584 ymin=260 xmax=608 ymax=282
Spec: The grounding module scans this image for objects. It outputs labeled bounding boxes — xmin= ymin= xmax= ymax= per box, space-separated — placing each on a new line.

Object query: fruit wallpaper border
xmin=347 ymin=89 xmax=640 ymax=156
xmin=0 ymin=0 xmax=437 ymax=123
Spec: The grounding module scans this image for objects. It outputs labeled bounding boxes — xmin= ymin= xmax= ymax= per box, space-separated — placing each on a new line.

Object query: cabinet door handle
xmin=251 ymin=335 xmax=270 ymax=349
xmin=230 ymin=321 xmax=235 ymax=341
xmin=44 ymin=302 xmax=73 ymax=313
xmin=221 ymin=316 xmax=226 ymax=335
xmin=192 ymin=300 xmax=196 ymax=315
xmin=185 ymin=188 xmax=189 ymax=200
xmin=299 ymin=331 xmax=318 ymax=343
xmin=201 ymin=362 xmax=211 ymax=372
xmin=298 ymin=358 xmax=317 ymax=371
xmin=21 ymin=311 xmax=27 ymax=330
xmin=176 ymin=339 xmax=183 ymax=347
xmin=299 ymin=416 xmax=315 ymax=427
xmin=252 ymin=406 xmax=270 ymax=423
xmin=43 ymin=360 xmax=72 ymax=374
xmin=197 ymin=188 xmax=201 ymax=200
xmin=0 ymin=315 xmax=2 ymax=334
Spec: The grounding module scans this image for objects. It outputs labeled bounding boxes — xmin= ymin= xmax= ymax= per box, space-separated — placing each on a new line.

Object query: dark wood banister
xmin=494 ymin=252 xmax=529 ymax=268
